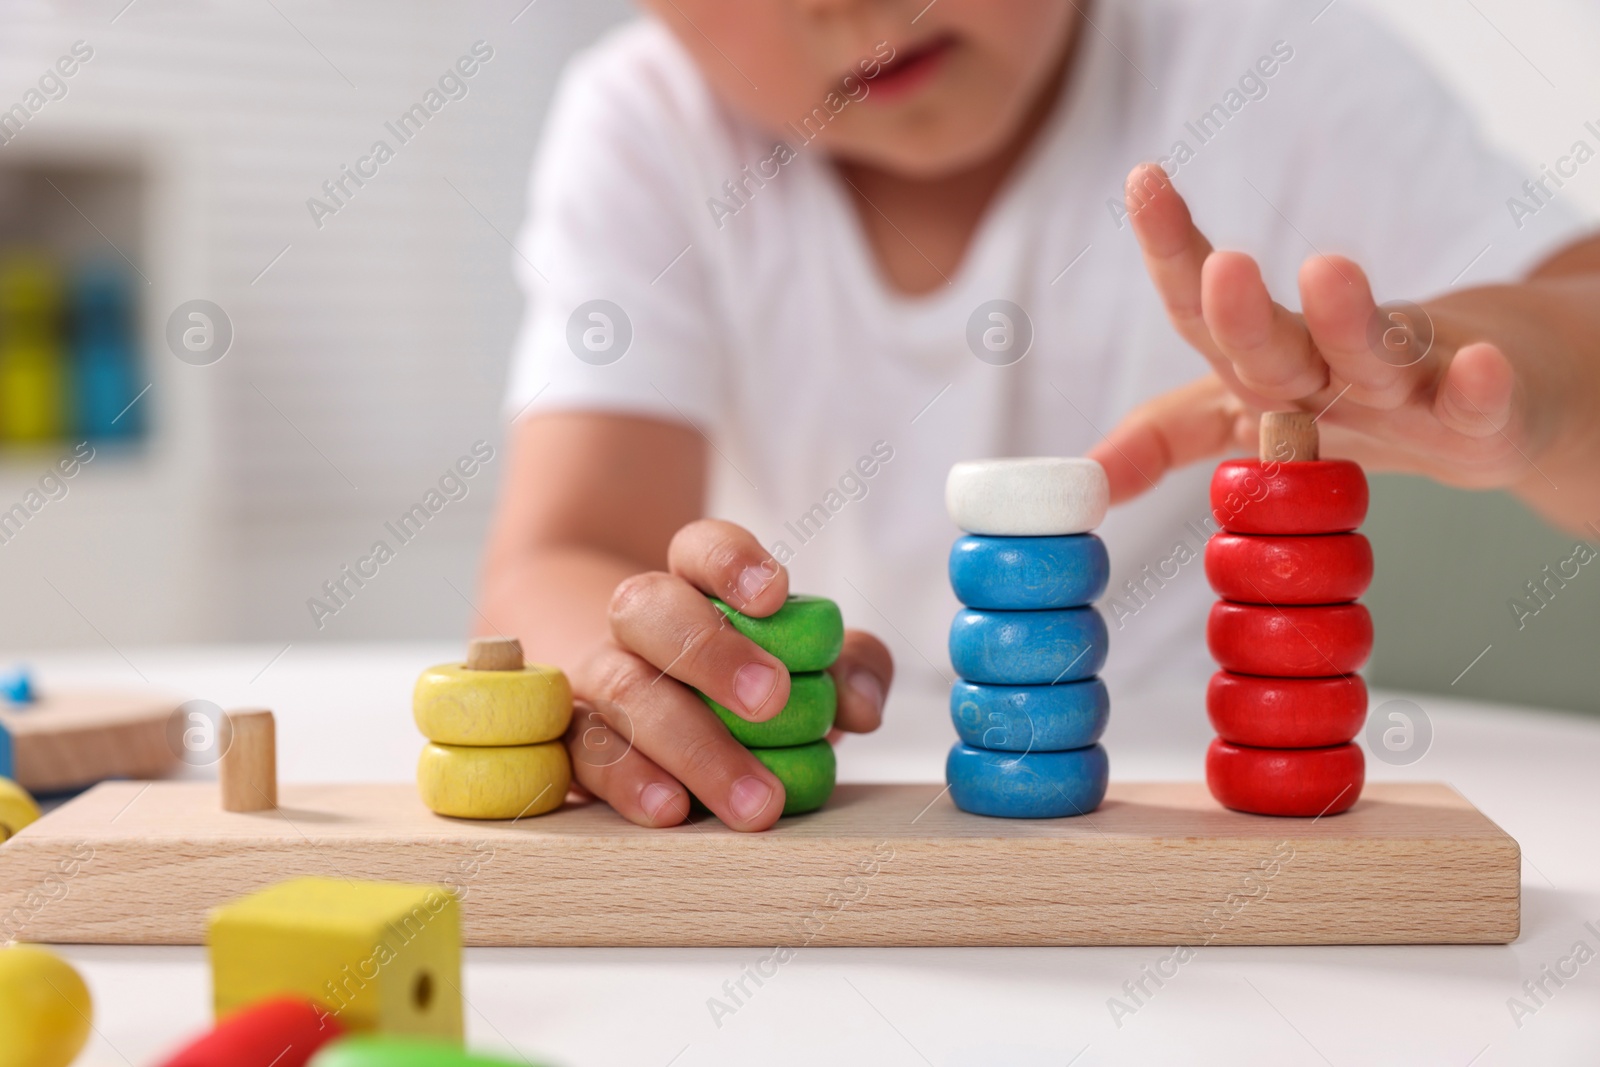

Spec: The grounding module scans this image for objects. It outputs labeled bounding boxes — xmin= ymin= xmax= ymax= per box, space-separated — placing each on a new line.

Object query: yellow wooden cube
xmin=417 ymin=740 xmax=569 ymax=820
xmin=412 ymin=663 xmax=571 ymax=747
xmin=209 ymin=877 xmax=463 ymax=1040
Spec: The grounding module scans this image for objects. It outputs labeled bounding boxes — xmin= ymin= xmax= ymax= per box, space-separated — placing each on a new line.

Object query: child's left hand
xmin=1090 ymin=164 xmax=1600 ymax=534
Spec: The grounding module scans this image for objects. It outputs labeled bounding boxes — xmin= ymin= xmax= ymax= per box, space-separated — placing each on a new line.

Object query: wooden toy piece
xmin=950 ymin=678 xmax=1109 ymax=753
xmin=2 ymin=780 xmax=1520 ymax=946
xmin=464 ymin=637 xmax=523 ymax=672
xmin=949 ymin=606 xmax=1107 ymax=685
xmin=701 ymin=671 xmax=836 ymax=747
xmin=0 ymin=686 xmax=181 ymax=794
xmin=948 ymin=533 xmax=1110 ymax=610
xmin=946 ymin=742 xmax=1109 ymax=818
xmin=1206 ymin=739 xmax=1365 ymax=817
xmin=412 ymin=663 xmax=571 ymax=747
xmin=1204 ymin=532 xmax=1373 ymax=605
xmin=1208 ymin=672 xmax=1368 ymax=748
xmin=220 ymin=709 xmax=278 ymax=813
xmin=1259 ymin=411 xmax=1319 ymax=462
xmin=1207 ymin=601 xmax=1373 ymax=677
xmin=417 ymin=741 xmax=569 ymax=820
xmin=748 ymin=739 xmax=835 ymax=815
xmin=0 ymin=665 xmax=32 ymax=704
xmin=0 ymin=776 xmax=41 ymax=842
xmin=0 ymin=944 xmax=92 ymax=1067
xmin=1211 ymin=458 xmax=1368 ymax=534
xmin=311 ymin=1036 xmax=548 ymax=1067
xmin=945 ymin=457 xmax=1109 ymax=536
xmin=209 ymin=877 xmax=463 ymax=1039
xmin=158 ymin=997 xmax=345 ymax=1067
xmin=709 ymin=595 xmax=844 ymax=672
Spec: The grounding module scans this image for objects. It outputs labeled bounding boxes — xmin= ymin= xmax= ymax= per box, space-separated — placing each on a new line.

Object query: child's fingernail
xmin=848 ymin=669 xmax=884 ymax=718
xmin=729 ymin=775 xmax=775 ymax=823
xmin=734 ymin=662 xmax=779 ymax=716
xmin=641 ymin=782 xmax=681 ymax=822
xmin=735 ymin=564 xmax=770 ymax=604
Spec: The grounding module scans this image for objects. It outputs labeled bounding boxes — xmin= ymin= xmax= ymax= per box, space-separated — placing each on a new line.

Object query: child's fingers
xmin=828 ymin=630 xmax=893 ymax=734
xmin=1300 ymin=255 xmax=1411 ymax=407
xmin=566 ymin=704 xmax=692 ymax=828
xmin=667 ymin=518 xmax=789 ymax=616
xmin=1435 ymin=342 xmax=1517 ymax=439
xmin=578 ymin=642 xmax=786 ymax=832
xmin=1200 ymin=251 xmax=1328 ymax=400
xmin=1087 ymin=374 xmax=1253 ymax=503
xmin=608 ymin=571 xmax=791 ymax=722
xmin=1125 ymin=164 xmax=1228 ymax=362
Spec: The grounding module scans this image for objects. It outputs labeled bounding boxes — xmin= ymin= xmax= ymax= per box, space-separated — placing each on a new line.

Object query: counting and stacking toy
xmin=159 ymin=997 xmax=345 ymax=1067
xmin=414 ymin=638 xmax=571 ymax=820
xmin=1204 ymin=413 xmax=1371 ymax=816
xmin=209 ymin=877 xmax=463 ymax=1039
xmin=943 ymin=458 xmax=1112 ymax=818
xmin=699 ymin=595 xmax=843 ymax=816
xmin=0 ymin=944 xmax=92 ymax=1067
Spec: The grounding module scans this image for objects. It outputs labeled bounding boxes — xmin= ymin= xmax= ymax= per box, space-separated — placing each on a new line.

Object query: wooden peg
xmin=220 ymin=709 xmax=277 ymax=813
xmin=465 ymin=637 xmax=523 ymax=672
xmin=1259 ymin=412 xmax=1318 ymax=463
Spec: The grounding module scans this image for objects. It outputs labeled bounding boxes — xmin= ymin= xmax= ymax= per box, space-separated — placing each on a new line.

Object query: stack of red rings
xmin=1203 ymin=441 xmax=1373 ymax=817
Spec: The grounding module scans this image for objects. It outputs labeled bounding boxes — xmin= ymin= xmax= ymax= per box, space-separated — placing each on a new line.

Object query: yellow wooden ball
xmin=0 ymin=776 xmax=41 ymax=843
xmin=412 ymin=663 xmax=572 ymax=747
xmin=417 ymin=741 xmax=570 ymax=820
xmin=0 ymin=944 xmax=92 ymax=1067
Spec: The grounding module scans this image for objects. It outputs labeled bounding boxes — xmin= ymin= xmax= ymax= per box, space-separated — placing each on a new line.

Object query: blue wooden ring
xmin=946 ymin=742 xmax=1109 ymax=818
xmin=948 ymin=607 xmax=1108 ymax=685
xmin=949 ymin=534 xmax=1109 ymax=610
xmin=950 ymin=678 xmax=1108 ymax=752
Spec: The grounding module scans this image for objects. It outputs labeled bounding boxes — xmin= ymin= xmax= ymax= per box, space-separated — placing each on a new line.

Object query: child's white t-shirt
xmin=504 ymin=0 xmax=1586 ymax=715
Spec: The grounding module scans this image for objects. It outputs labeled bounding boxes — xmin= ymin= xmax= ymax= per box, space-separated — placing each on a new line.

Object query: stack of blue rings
xmin=946 ymin=533 xmax=1112 ymax=817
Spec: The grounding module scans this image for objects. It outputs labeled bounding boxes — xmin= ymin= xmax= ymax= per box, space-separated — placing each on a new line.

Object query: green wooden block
xmin=311 ymin=1035 xmax=551 ymax=1067
xmin=700 ymin=671 xmax=836 ymax=747
xmin=751 ymin=740 xmax=836 ymax=816
xmin=709 ymin=594 xmax=844 ymax=672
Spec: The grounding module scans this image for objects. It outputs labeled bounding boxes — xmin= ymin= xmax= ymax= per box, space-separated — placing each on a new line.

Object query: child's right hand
xmin=563 ymin=519 xmax=894 ymax=832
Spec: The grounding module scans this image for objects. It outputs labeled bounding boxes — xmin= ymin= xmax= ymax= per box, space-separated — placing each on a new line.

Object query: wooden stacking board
xmin=0 ymin=781 xmax=1518 ymax=947
xmin=0 ymin=689 xmax=181 ymax=794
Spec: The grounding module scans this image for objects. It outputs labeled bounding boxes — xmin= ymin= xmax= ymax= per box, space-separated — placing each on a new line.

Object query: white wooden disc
xmin=946 ymin=457 xmax=1109 ymax=535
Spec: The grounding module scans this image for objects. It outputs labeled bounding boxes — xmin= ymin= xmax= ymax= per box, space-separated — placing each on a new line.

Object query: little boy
xmin=482 ymin=0 xmax=1600 ymax=830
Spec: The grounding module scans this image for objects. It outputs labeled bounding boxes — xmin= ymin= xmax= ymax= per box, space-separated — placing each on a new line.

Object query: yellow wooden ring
xmin=0 ymin=944 xmax=92 ymax=1067
xmin=417 ymin=741 xmax=570 ymax=820
xmin=413 ymin=663 xmax=572 ymax=746
xmin=0 ymin=776 xmax=41 ymax=842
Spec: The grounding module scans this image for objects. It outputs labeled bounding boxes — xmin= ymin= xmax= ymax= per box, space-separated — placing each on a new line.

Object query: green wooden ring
xmin=751 ymin=740 xmax=836 ymax=816
xmin=701 ymin=671 xmax=836 ymax=747
xmin=710 ymin=594 xmax=844 ymax=671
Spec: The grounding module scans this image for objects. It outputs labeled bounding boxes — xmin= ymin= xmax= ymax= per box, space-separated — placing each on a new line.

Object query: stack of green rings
xmin=700 ymin=594 xmax=845 ymax=816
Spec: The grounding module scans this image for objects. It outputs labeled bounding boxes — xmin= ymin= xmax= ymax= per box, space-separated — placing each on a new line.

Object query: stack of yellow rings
xmin=413 ymin=637 xmax=573 ymax=820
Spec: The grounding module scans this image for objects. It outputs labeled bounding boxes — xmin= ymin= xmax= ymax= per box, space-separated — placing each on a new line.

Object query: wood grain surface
xmin=0 ymin=689 xmax=180 ymax=794
xmin=0 ymin=781 xmax=1519 ymax=947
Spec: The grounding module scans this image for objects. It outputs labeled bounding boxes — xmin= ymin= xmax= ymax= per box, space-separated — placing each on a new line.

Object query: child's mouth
xmin=863 ymin=35 xmax=955 ymax=103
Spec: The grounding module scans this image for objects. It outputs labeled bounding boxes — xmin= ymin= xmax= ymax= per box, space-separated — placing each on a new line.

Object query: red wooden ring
xmin=1210 ymin=459 xmax=1368 ymax=534
xmin=158 ymin=997 xmax=343 ymax=1067
xmin=1205 ymin=533 xmax=1373 ymax=604
xmin=1207 ymin=670 xmax=1367 ymax=747
xmin=1207 ymin=601 xmax=1372 ymax=677
xmin=1206 ymin=738 xmax=1364 ymax=816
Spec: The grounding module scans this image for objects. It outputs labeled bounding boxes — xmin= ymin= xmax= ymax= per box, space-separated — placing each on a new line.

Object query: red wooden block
xmin=1206 ymin=739 xmax=1364 ymax=816
xmin=158 ymin=997 xmax=343 ymax=1067
xmin=1207 ymin=601 xmax=1372 ymax=677
xmin=1210 ymin=459 xmax=1368 ymax=535
xmin=1207 ymin=671 xmax=1367 ymax=748
xmin=1205 ymin=532 xmax=1373 ymax=605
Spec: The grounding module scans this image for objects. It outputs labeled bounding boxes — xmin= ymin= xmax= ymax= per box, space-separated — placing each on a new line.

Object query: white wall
xmin=0 ymin=0 xmax=1594 ymax=654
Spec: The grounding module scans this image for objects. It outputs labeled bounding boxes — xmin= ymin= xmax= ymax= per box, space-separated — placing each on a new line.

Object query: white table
xmin=20 ymin=643 xmax=1600 ymax=1066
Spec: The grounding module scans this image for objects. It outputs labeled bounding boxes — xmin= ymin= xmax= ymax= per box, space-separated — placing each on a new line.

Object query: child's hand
xmin=1091 ymin=164 xmax=1600 ymax=532
xmin=564 ymin=519 xmax=893 ymax=832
